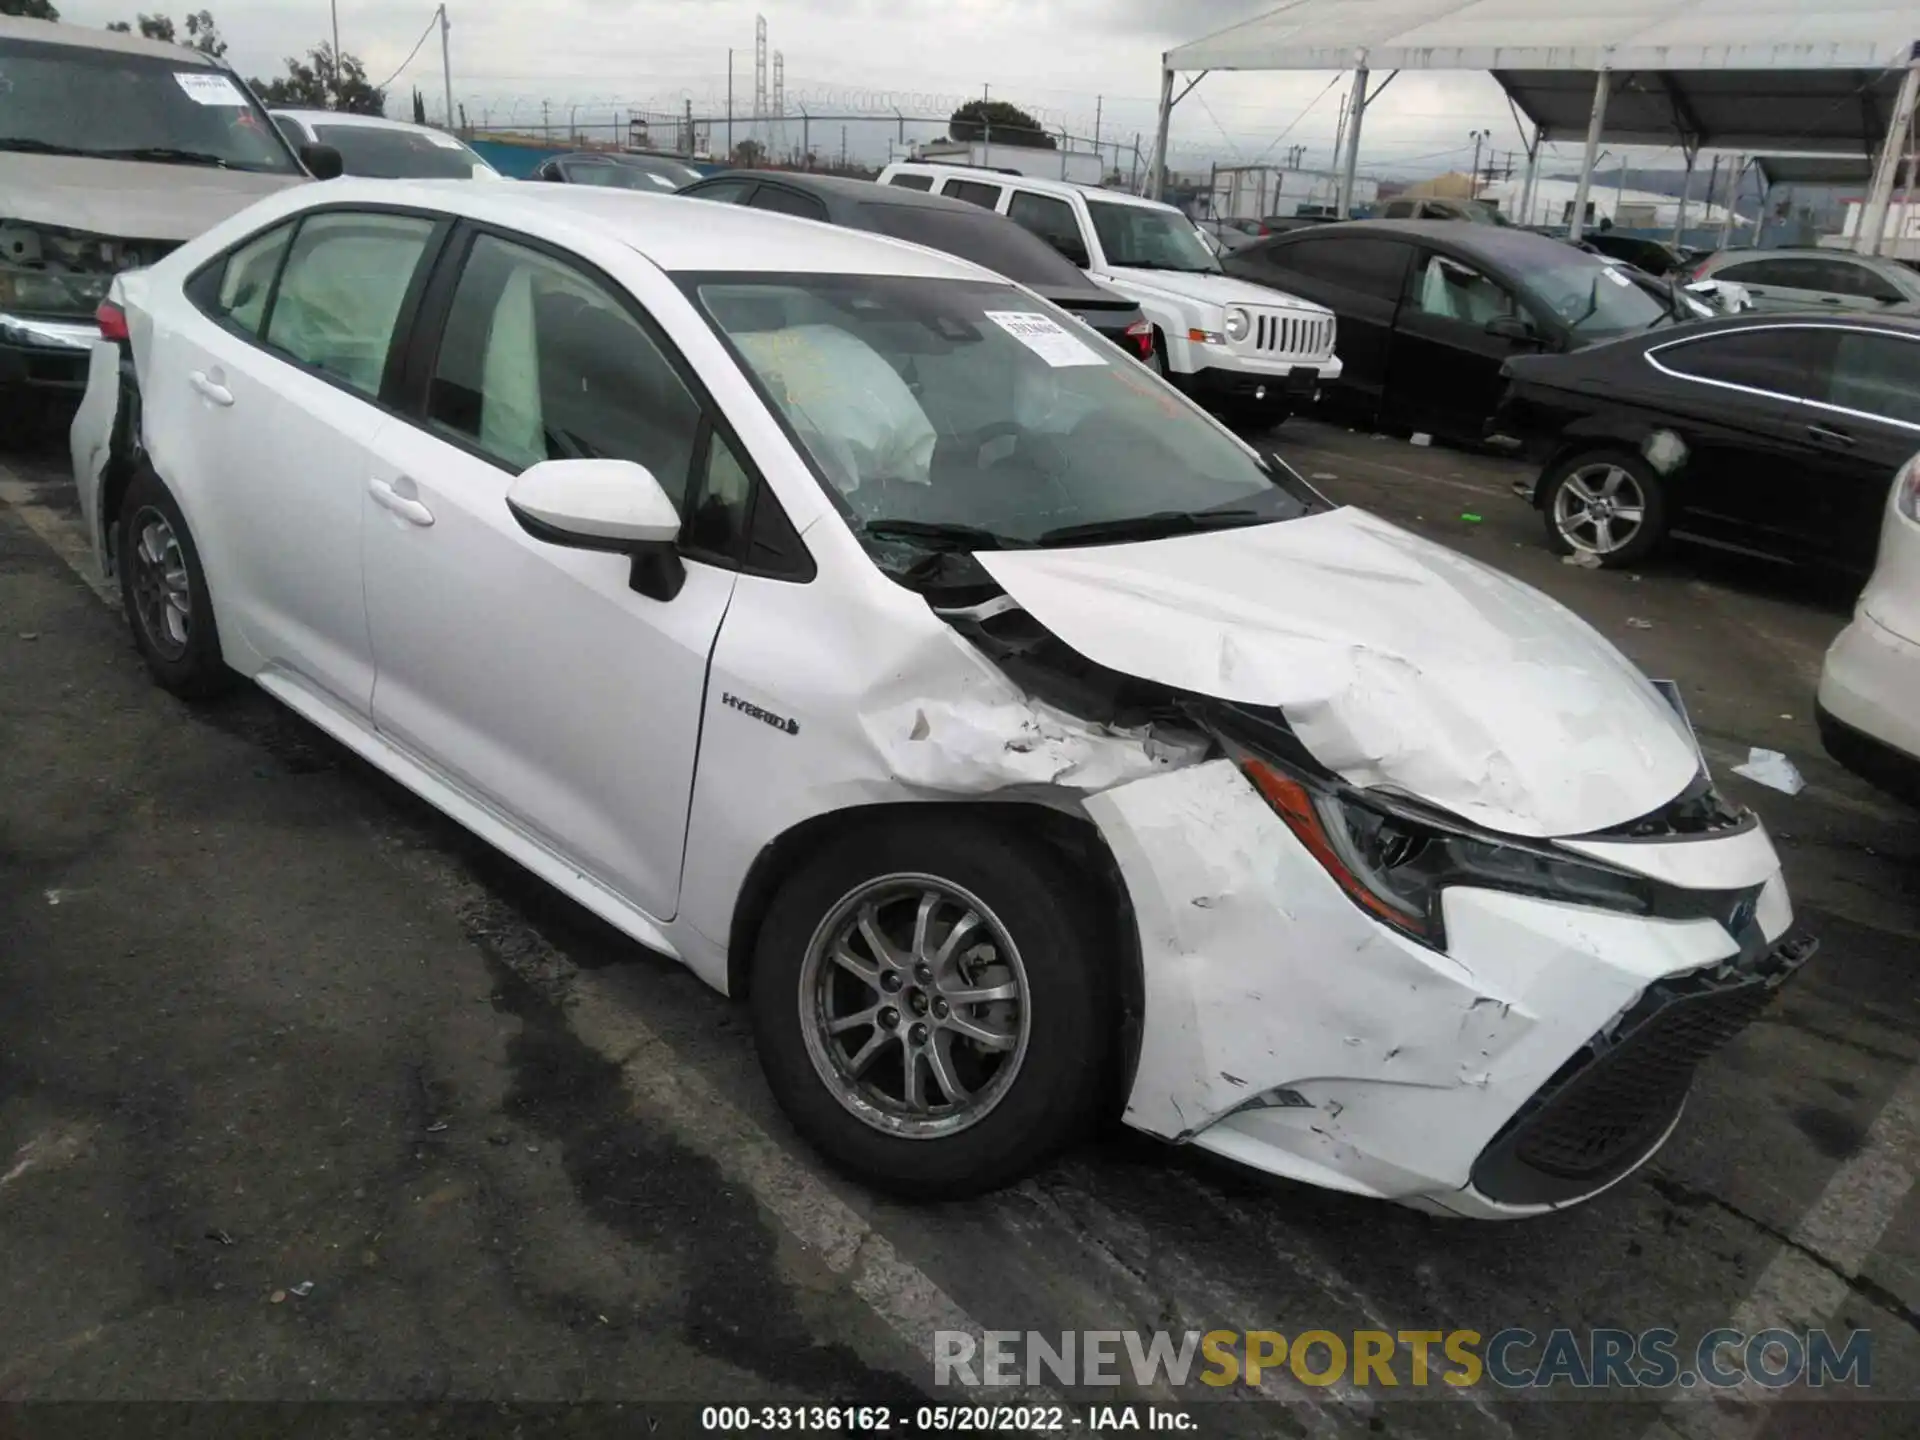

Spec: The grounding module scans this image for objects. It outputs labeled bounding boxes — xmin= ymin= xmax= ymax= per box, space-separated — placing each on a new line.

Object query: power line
xmin=375 ymin=10 xmax=441 ymax=93
xmin=1246 ymin=72 xmax=1343 ymax=167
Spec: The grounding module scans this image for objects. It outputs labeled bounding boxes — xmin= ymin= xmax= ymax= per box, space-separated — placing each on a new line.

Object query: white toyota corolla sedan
xmin=70 ymin=179 xmax=1813 ymax=1218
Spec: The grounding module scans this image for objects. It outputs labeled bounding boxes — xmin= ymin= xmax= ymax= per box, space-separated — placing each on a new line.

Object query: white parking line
xmin=1647 ymin=1064 xmax=1920 ymax=1439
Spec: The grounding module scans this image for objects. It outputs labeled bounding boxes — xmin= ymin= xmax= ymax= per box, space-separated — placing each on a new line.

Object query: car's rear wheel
xmin=117 ymin=466 xmax=233 ymax=698
xmin=1540 ymin=449 xmax=1668 ymax=566
xmin=749 ymin=817 xmax=1109 ymax=1198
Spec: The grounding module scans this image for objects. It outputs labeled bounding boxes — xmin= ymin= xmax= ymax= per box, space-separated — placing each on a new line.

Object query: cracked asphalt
xmin=2 ymin=411 xmax=1917 ymax=1438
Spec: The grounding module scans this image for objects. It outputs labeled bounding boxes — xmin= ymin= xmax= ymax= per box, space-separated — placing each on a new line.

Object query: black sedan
xmin=1223 ymin=220 xmax=1697 ymax=441
xmin=677 ymin=170 xmax=1155 ymax=363
xmin=1494 ymin=313 xmax=1920 ymax=572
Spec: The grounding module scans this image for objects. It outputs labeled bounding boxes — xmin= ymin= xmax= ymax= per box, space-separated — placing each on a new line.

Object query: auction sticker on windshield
xmin=985 ymin=311 xmax=1107 ymax=368
xmin=174 ymin=72 xmax=247 ymax=106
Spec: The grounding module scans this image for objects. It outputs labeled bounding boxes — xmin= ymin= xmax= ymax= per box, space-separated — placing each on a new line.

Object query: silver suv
xmin=1691 ymin=248 xmax=1920 ymax=313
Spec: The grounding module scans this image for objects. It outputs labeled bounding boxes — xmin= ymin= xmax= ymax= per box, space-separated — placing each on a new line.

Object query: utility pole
xmin=329 ymin=0 xmax=340 ymax=110
xmin=727 ymin=49 xmax=733 ymax=159
xmin=840 ymin=125 xmax=847 ymax=169
xmin=541 ymin=99 xmax=550 ymax=138
xmin=438 ymin=5 xmax=453 ymax=133
xmin=1468 ymin=129 xmax=1488 ymax=197
xmin=683 ymin=98 xmax=693 ymax=157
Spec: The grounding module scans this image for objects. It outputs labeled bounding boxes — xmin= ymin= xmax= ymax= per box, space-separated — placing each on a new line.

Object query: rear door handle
xmin=368 ymin=477 xmax=435 ymax=526
xmin=188 ymin=370 xmax=233 ymax=406
xmin=1807 ymin=423 xmax=1855 ymax=447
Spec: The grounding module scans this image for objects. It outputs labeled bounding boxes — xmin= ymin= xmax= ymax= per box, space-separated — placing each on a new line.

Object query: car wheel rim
xmin=129 ymin=507 xmax=191 ymax=659
xmin=1554 ymin=463 xmax=1647 ymax=555
xmin=798 ymin=873 xmax=1032 ymax=1140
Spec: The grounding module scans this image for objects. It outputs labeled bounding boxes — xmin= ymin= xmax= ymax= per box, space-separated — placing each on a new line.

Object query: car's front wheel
xmin=750 ymin=817 xmax=1110 ymax=1198
xmin=116 ymin=466 xmax=233 ymax=698
xmin=1539 ymin=448 xmax=1668 ymax=566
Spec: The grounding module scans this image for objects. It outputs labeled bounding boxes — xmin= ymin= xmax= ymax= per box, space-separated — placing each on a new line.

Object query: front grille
xmin=1249 ymin=312 xmax=1330 ymax=358
xmin=1471 ymin=934 xmax=1815 ymax=1207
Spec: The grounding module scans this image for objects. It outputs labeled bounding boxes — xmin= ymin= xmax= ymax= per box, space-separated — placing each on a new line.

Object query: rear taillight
xmin=95 ymin=300 xmax=129 ymax=343
xmin=1898 ymin=456 xmax=1920 ymax=522
xmin=1126 ymin=319 xmax=1155 ymax=362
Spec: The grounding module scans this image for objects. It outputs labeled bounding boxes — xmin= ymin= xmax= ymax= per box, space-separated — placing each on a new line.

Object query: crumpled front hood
xmin=1105 ymin=265 xmax=1329 ymax=316
xmin=976 ymin=507 xmax=1700 ymax=839
xmin=0 ymin=154 xmax=306 ymax=242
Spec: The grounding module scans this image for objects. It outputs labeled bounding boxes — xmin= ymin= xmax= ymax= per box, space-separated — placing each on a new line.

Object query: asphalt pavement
xmin=2 ymin=414 xmax=1917 ymax=1439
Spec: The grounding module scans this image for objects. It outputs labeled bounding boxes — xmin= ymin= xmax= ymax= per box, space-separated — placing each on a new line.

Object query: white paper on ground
xmin=1731 ymin=747 xmax=1806 ymax=796
xmin=174 ymin=72 xmax=247 ymax=105
xmin=984 ymin=311 xmax=1107 ymax=368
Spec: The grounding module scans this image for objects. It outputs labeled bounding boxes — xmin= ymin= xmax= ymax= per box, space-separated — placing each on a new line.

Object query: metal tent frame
xmin=1149 ymin=1 xmax=1919 ymax=250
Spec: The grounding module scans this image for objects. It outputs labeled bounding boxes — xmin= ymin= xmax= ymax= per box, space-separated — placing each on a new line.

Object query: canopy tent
xmin=1149 ymin=1 xmax=1920 ymax=248
xmin=1752 ymin=154 xmax=1877 ymax=189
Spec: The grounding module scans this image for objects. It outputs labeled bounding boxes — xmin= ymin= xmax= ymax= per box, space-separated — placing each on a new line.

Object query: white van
xmin=878 ymin=162 xmax=1339 ymax=428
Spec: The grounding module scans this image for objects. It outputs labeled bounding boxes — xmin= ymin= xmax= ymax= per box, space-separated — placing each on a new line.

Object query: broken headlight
xmin=0 ymin=263 xmax=112 ymax=317
xmin=1237 ymin=754 xmax=1653 ymax=949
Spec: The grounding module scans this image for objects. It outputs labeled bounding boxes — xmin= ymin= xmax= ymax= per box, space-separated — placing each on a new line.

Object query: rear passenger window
xmin=945 ymin=180 xmax=1003 ymax=210
xmin=1656 ymin=327 xmax=1837 ymax=399
xmin=1007 ymin=192 xmax=1086 ymax=265
xmin=264 ymin=212 xmax=434 ymax=395
xmin=1268 ymin=236 xmax=1411 ymax=301
xmin=748 ymin=186 xmax=828 ymax=221
xmin=425 ymin=233 xmax=702 ymax=505
xmin=887 ymin=173 xmax=934 ymax=191
xmin=208 ymin=222 xmax=294 ymax=336
xmin=1825 ymin=332 xmax=1920 ymax=425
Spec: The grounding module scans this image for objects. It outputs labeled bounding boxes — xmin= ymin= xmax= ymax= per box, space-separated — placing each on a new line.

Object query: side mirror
xmin=299 ymin=143 xmax=344 ymax=180
xmin=506 ymin=458 xmax=686 ymax=601
xmin=1485 ymin=313 xmax=1538 ymax=343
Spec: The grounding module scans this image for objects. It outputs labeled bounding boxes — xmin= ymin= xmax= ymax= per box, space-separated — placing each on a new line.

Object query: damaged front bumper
xmin=1085 ymin=759 xmax=1807 ymax=1218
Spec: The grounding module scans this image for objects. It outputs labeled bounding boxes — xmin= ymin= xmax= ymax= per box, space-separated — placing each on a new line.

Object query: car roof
xmin=1706 ymin=247 xmax=1908 ymax=269
xmin=714 ymin=169 xmax=991 ymax=213
xmin=1647 ymin=310 xmax=1920 ymax=339
xmin=273 ymin=109 xmax=461 ymax=137
xmin=277 ymin=177 xmax=992 ymax=281
xmin=0 ymin=14 xmax=225 ymax=64
xmin=1267 ymin=218 xmax=1589 ymax=265
xmin=885 ymin=162 xmax=1174 ymax=214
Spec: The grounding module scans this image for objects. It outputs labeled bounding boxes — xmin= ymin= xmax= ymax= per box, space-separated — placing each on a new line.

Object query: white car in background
xmin=71 ymin=179 xmax=1810 ymax=1218
xmin=1819 ymin=455 xmax=1920 ymax=802
xmin=877 ymin=162 xmax=1339 ymax=431
xmin=270 ymin=109 xmax=500 ymax=181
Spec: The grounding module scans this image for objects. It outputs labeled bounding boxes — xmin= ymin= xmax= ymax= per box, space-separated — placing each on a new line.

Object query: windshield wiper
xmin=861 ymin=518 xmax=1022 ymax=552
xmin=0 ymin=137 xmax=93 ymax=157
xmin=1035 ymin=508 xmax=1266 ymax=547
xmin=93 ymin=146 xmax=233 ymax=169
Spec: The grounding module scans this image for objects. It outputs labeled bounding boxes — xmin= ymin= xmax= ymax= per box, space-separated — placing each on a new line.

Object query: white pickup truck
xmin=877 ymin=162 xmax=1340 ymax=428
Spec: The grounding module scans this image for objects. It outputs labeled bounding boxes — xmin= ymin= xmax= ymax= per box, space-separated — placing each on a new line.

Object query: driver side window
xmin=425 ymin=233 xmax=702 ymax=508
xmin=1409 ymin=254 xmax=1515 ymax=325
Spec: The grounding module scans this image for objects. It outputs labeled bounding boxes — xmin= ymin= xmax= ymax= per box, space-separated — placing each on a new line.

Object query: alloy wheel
xmin=798 ymin=874 xmax=1031 ymax=1140
xmin=129 ymin=507 xmax=192 ymax=659
xmin=1554 ymin=463 xmax=1647 ymax=556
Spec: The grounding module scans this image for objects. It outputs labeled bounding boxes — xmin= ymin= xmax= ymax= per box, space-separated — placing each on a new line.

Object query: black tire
xmin=1226 ymin=398 xmax=1293 ymax=434
xmin=116 ymin=466 xmax=234 ymax=698
xmin=1538 ymin=447 xmax=1669 ymax=567
xmin=750 ymin=816 xmax=1110 ymax=1199
xmin=1151 ymin=328 xmax=1171 ymax=379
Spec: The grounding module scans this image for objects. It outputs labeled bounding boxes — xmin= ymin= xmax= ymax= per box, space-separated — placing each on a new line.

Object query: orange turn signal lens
xmin=1239 ymin=758 xmax=1430 ymax=935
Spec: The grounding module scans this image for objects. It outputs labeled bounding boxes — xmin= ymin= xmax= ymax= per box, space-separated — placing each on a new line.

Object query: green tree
xmin=249 ymin=43 xmax=386 ymax=116
xmin=948 ymin=99 xmax=1055 ymax=151
xmin=105 ymin=11 xmax=225 ymax=56
xmin=411 ymin=87 xmax=427 ymax=125
xmin=2 ymin=0 xmax=61 ymax=17
xmin=730 ymin=137 xmax=767 ymax=168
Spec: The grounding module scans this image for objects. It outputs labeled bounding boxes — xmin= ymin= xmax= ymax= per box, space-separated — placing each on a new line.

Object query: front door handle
xmin=368 ymin=477 xmax=435 ymax=526
xmin=188 ymin=370 xmax=233 ymax=406
xmin=1807 ymin=423 xmax=1855 ymax=447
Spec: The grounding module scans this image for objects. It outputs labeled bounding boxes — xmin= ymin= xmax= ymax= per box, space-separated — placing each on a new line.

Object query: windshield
xmin=574 ymin=158 xmax=700 ymax=190
xmin=696 ymin=274 xmax=1311 ymax=568
xmin=1085 ymin=199 xmax=1220 ymax=273
xmin=0 ymin=37 xmax=299 ymax=174
xmin=314 ymin=123 xmax=492 ymax=179
xmin=1521 ymin=253 xmax=1672 ymax=338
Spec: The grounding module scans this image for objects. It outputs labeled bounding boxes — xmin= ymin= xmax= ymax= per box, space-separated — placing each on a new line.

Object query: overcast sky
xmin=57 ymin=0 xmax=1677 ymax=177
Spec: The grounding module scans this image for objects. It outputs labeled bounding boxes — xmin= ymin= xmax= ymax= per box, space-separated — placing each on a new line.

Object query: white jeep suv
xmin=878 ymin=162 xmax=1339 ymax=429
